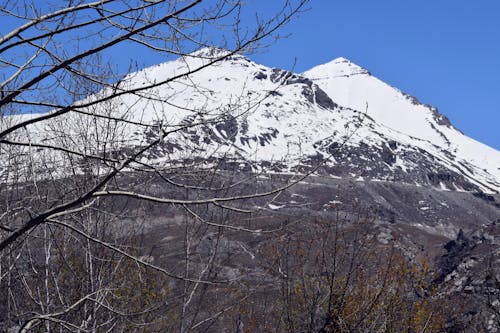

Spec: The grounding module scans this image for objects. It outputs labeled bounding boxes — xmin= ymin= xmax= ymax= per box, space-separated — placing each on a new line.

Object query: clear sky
xmin=249 ymin=1 xmax=500 ymax=150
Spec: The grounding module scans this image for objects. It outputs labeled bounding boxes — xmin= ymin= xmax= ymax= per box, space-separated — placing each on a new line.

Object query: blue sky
xmin=249 ymin=1 xmax=500 ymax=150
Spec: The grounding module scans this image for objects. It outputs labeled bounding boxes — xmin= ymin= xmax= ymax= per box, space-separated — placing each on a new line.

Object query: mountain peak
xmin=189 ymin=46 xmax=231 ymax=58
xmin=188 ymin=47 xmax=251 ymax=63
xmin=303 ymin=57 xmax=370 ymax=79
xmin=331 ymin=56 xmax=355 ymax=64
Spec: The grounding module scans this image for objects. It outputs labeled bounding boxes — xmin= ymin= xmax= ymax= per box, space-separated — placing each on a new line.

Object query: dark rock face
xmin=427 ymin=171 xmax=458 ymax=185
xmin=313 ymin=85 xmax=336 ymax=109
xmin=430 ymin=106 xmax=454 ymax=128
xmin=300 ymin=84 xmax=336 ymax=109
xmin=434 ymin=224 xmax=500 ymax=332
xmin=381 ymin=144 xmax=396 ymax=166
xmin=473 ymin=191 xmax=498 ymax=204
xmin=270 ymin=68 xmax=292 ymax=84
xmin=435 ymin=229 xmax=473 ymax=284
xmin=268 ymin=68 xmax=336 ymax=110
xmin=215 ymin=115 xmax=239 ymax=142
xmin=254 ymin=71 xmax=267 ymax=80
xmin=402 ymin=91 xmax=422 ymax=105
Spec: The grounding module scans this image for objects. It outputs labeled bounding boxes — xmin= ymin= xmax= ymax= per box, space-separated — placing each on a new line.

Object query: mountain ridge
xmin=2 ymin=49 xmax=500 ymax=193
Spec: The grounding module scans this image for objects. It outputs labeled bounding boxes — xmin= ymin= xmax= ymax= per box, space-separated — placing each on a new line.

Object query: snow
xmin=303 ymin=57 xmax=500 ymax=192
xmin=2 ymin=51 xmax=499 ymax=193
xmin=439 ymin=182 xmax=450 ymax=191
xmin=303 ymin=58 xmax=447 ymax=146
xmin=268 ymin=203 xmax=285 ymax=210
xmin=393 ymin=157 xmax=408 ymax=172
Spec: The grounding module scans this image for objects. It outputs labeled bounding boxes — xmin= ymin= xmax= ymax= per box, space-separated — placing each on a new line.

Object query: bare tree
xmin=0 ymin=1 xmax=312 ymax=331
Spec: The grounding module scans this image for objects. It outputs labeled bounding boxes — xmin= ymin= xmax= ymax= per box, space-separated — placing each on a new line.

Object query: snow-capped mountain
xmin=304 ymin=57 xmax=500 ymax=192
xmin=3 ymin=48 xmax=500 ymax=193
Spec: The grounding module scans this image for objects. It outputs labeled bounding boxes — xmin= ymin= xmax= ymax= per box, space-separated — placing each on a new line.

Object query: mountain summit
xmin=305 ymin=57 xmax=371 ymax=78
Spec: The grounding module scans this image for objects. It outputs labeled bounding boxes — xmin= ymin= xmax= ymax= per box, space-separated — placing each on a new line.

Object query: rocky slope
xmin=434 ymin=223 xmax=500 ymax=332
